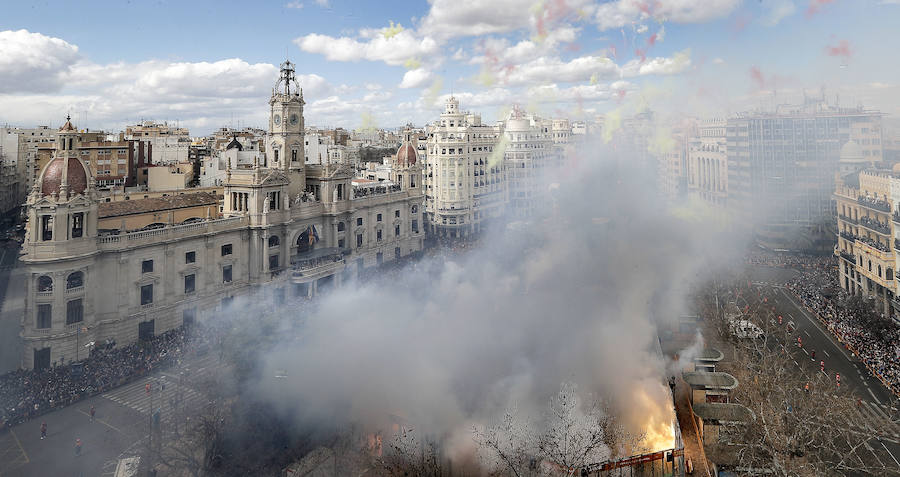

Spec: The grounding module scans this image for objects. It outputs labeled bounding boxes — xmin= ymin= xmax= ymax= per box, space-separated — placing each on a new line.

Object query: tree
xmin=700 ymin=282 xmax=898 ymax=476
xmin=473 ymin=383 xmax=644 ymax=476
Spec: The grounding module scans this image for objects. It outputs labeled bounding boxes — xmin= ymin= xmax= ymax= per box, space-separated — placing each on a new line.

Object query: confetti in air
xmin=750 ymin=66 xmax=766 ymax=89
xmin=382 ymin=21 xmax=404 ymax=39
xmin=806 ymin=0 xmax=835 ymax=18
xmin=825 ymin=39 xmax=851 ymax=59
xmin=358 ymin=111 xmax=378 ymax=134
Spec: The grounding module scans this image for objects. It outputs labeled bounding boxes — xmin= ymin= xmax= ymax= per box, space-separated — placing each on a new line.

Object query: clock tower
xmin=267 ymin=59 xmax=306 ymax=198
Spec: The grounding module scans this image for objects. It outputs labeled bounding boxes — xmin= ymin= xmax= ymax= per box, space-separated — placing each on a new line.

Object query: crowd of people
xmin=744 ymin=250 xmax=834 ymax=271
xmin=754 ymin=252 xmax=900 ymax=395
xmin=0 ymin=326 xmax=209 ymax=428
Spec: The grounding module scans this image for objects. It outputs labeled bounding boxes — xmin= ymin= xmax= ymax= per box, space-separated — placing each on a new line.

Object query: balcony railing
xmin=839 ymin=231 xmax=858 ymax=242
xmin=893 ymin=212 xmax=900 ymax=224
xmin=894 ymin=239 xmax=900 ymax=252
xmin=837 ymin=214 xmax=858 ymax=225
xmin=36 ymin=290 xmax=53 ymax=297
xmin=291 ymin=248 xmax=346 ymax=276
xmin=856 ymin=237 xmax=892 ymax=254
xmin=858 ymin=216 xmax=891 ymax=235
xmin=839 ymin=251 xmax=856 ymax=264
xmin=858 ymin=196 xmax=891 ymax=213
xmin=65 ymin=285 xmax=84 ymax=295
xmin=352 ymin=184 xmax=402 ymax=199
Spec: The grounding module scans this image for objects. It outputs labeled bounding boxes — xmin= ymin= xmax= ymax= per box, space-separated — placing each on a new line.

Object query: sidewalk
xmin=0 ymin=265 xmax=24 ymax=374
xmin=674 ymin=376 xmax=712 ymax=477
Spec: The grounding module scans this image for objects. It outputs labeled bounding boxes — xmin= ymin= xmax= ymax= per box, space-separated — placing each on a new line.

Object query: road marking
xmin=8 ymin=428 xmax=28 ymax=464
xmin=870 ymin=387 xmax=882 ymax=404
xmin=77 ymin=409 xmax=125 ymax=434
xmin=778 ymin=290 xmax=854 ymax=361
xmin=823 ymin=349 xmax=830 ymax=357
xmin=803 ymin=329 xmax=810 ymax=337
xmin=802 ymin=348 xmax=808 ymax=355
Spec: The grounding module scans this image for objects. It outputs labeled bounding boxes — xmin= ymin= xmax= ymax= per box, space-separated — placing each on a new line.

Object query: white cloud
xmin=425 ymin=89 xmax=514 ymax=109
xmin=0 ymin=29 xmax=81 ymax=93
xmin=285 ymin=1 xmax=304 ymax=9
xmin=362 ymin=91 xmax=393 ymax=102
xmin=712 ymin=57 xmax=726 ymax=65
xmin=419 ymin=0 xmax=535 ymax=40
xmin=505 ymin=55 xmax=621 ymax=85
xmin=313 ymin=0 xmax=329 ymax=6
xmin=621 ymin=49 xmax=692 ymax=76
xmin=593 ymin=0 xmax=741 ymax=31
xmin=399 ymin=68 xmax=433 ymax=89
xmin=295 ymin=31 xmax=439 ymax=66
xmin=760 ymin=0 xmax=796 ymax=27
xmin=528 ymin=82 xmax=625 ymax=102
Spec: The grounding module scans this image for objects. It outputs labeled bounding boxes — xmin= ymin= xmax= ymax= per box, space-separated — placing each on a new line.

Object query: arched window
xmin=268 ymin=235 xmax=280 ymax=248
xmin=337 ymin=222 xmax=345 ymax=232
xmin=297 ymin=230 xmax=313 ymax=254
xmin=66 ymin=271 xmax=84 ymax=289
xmin=38 ymin=276 xmax=53 ymax=292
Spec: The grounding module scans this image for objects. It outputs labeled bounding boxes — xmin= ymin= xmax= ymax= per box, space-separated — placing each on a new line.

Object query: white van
xmin=730 ymin=320 xmax=764 ymax=339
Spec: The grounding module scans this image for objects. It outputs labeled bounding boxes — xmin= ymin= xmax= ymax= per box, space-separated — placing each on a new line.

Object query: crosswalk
xmin=832 ymin=398 xmax=900 ymax=441
xmin=100 ymin=352 xmax=222 ymax=431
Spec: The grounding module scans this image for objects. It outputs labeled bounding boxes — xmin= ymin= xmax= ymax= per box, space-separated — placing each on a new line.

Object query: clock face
xmin=274 ymin=115 xmax=281 ymax=125
xmin=290 ymin=114 xmax=299 ymax=126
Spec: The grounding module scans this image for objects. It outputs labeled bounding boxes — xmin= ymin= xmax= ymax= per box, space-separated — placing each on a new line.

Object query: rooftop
xmin=696 ymin=348 xmax=724 ymax=363
xmin=98 ymin=191 xmax=219 ymax=218
xmin=682 ymin=371 xmax=738 ymax=390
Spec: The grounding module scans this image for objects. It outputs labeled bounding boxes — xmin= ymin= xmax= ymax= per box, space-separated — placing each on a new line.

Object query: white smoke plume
xmin=247 ymin=133 xmax=742 ymax=465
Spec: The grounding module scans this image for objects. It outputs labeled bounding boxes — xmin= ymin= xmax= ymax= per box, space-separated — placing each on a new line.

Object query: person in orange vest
xmin=89 ymin=405 xmax=95 ymax=422
xmin=797 ymin=336 xmax=802 ymax=348
xmin=820 ymin=360 xmax=825 ymax=373
xmin=836 ymin=373 xmax=841 ymax=387
xmin=145 ymin=383 xmax=151 ymax=394
xmin=804 ymin=382 xmax=810 ymax=393
xmin=811 ymin=350 xmax=815 ymax=360
xmin=778 ymin=315 xmax=783 ymax=325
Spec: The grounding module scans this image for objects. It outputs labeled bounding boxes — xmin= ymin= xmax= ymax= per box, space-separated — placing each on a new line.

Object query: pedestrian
xmin=75 ymin=438 xmax=82 ymax=456
xmin=804 ymin=382 xmax=810 ymax=393
xmin=40 ymin=421 xmax=46 ymax=440
xmin=811 ymin=350 xmax=815 ymax=360
xmin=89 ymin=405 xmax=95 ymax=422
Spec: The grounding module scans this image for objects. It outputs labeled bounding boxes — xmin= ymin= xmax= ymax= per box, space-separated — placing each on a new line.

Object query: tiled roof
xmin=99 ymin=191 xmax=219 ymax=218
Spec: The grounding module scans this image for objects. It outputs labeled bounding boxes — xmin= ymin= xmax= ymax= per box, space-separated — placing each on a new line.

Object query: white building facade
xmin=424 ymin=97 xmax=503 ymax=238
xmin=19 ymin=61 xmax=425 ymax=370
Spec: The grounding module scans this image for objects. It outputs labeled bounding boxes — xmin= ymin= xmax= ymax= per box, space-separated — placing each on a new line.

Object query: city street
xmin=0 ymin=241 xmax=23 ymax=375
xmin=0 ymin=351 xmax=222 ymax=476
xmin=740 ymin=265 xmax=900 ymax=471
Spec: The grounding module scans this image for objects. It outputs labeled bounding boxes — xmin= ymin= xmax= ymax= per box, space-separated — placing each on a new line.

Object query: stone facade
xmin=18 ymin=62 xmax=425 ymax=370
xmin=424 ymin=96 xmax=503 ymax=238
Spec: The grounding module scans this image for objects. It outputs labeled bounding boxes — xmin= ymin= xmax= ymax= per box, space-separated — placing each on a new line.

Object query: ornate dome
xmin=840 ymin=140 xmax=865 ymax=163
xmin=40 ymin=157 xmax=89 ymax=197
xmin=396 ymin=143 xmax=417 ymax=167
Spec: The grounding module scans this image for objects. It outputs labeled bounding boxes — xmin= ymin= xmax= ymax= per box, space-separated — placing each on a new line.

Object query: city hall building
xmin=18 ymin=61 xmax=424 ymax=369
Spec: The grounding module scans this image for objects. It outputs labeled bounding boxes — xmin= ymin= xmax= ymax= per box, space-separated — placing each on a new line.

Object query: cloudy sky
xmin=0 ymin=0 xmax=898 ymax=135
